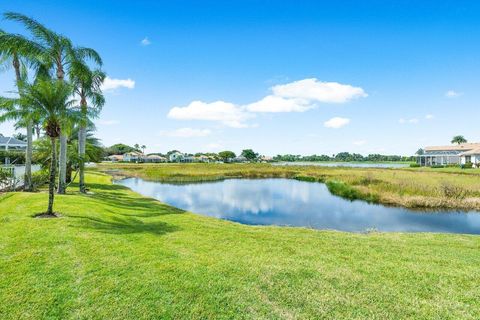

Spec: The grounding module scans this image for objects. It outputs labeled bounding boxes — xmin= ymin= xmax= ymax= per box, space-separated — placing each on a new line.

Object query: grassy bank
xmin=1 ymin=172 xmax=479 ymax=319
xmin=98 ymin=163 xmax=480 ymax=210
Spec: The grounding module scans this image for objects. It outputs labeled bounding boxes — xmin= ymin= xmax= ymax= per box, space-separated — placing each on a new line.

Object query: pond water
xmin=274 ymin=162 xmax=410 ymax=168
xmin=116 ymin=178 xmax=480 ymax=235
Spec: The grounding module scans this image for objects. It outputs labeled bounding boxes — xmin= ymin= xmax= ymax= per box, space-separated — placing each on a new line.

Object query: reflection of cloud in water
xmin=117 ymin=178 xmax=480 ymax=234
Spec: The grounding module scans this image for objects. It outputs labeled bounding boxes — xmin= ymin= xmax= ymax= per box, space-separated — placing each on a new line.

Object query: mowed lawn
xmin=1 ymin=172 xmax=480 ymax=319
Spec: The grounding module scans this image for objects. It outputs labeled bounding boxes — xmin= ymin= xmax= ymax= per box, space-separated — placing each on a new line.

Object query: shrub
xmin=462 ymin=162 xmax=473 ymax=169
xmin=31 ymin=170 xmax=49 ymax=191
xmin=431 ymin=165 xmax=445 ymax=169
xmin=409 ymin=163 xmax=420 ymax=168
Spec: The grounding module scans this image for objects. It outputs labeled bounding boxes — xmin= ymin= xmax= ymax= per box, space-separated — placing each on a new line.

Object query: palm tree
xmin=0 ymin=79 xmax=76 ymax=215
xmin=0 ymin=29 xmax=43 ymax=191
xmin=134 ymin=143 xmax=140 ymax=151
xmin=451 ymin=135 xmax=467 ymax=145
xmin=5 ymin=12 xmax=102 ymax=194
xmin=70 ymin=63 xmax=105 ymax=192
xmin=141 ymin=145 xmax=146 ymax=154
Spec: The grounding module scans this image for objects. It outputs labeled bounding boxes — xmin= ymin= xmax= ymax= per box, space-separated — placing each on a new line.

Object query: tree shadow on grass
xmin=69 ymin=215 xmax=180 ymax=236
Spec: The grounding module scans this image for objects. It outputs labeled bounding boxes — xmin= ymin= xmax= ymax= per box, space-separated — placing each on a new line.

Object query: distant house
xmin=123 ymin=151 xmax=144 ymax=162
xmin=195 ymin=155 xmax=213 ymax=163
xmin=168 ymin=151 xmax=184 ymax=162
xmin=0 ymin=135 xmax=27 ymax=151
xmin=106 ymin=154 xmax=124 ymax=162
xmin=0 ymin=135 xmax=27 ymax=165
xmin=233 ymin=155 xmax=248 ymax=163
xmin=145 ymin=154 xmax=167 ymax=163
xmin=260 ymin=155 xmax=273 ymax=162
xmin=417 ymin=143 xmax=480 ymax=166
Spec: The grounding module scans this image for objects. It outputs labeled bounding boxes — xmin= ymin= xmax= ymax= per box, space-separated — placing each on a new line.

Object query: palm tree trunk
xmin=24 ymin=120 xmax=33 ymax=191
xmin=78 ymin=126 xmax=86 ymax=193
xmin=57 ymin=133 xmax=67 ymax=194
xmin=47 ymin=137 xmax=56 ymax=215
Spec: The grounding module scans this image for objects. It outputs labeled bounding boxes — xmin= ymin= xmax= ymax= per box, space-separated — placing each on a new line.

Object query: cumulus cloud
xmin=245 ymin=95 xmax=312 ymax=113
xmin=159 ymin=127 xmax=211 ymax=138
xmin=140 ymin=37 xmax=151 ymax=46
xmin=445 ymin=90 xmax=462 ymax=98
xmin=101 ymin=77 xmax=135 ymax=91
xmin=272 ymin=78 xmax=367 ymax=103
xmin=324 ymin=117 xmax=350 ymax=129
xmin=167 ymin=78 xmax=366 ymax=127
xmin=167 ymin=100 xmax=253 ymax=128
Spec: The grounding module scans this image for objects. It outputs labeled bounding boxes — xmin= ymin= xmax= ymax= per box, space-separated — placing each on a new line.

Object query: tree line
xmin=0 ymin=12 xmax=105 ymax=216
xmin=273 ymin=152 xmax=415 ymax=162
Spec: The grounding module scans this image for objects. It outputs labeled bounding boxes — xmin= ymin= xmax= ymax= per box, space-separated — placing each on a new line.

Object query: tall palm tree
xmin=451 ymin=135 xmax=467 ymax=145
xmin=141 ymin=145 xmax=146 ymax=154
xmin=0 ymin=79 xmax=76 ymax=215
xmin=5 ymin=12 xmax=102 ymax=194
xmin=70 ymin=63 xmax=105 ymax=192
xmin=0 ymin=29 xmax=43 ymax=191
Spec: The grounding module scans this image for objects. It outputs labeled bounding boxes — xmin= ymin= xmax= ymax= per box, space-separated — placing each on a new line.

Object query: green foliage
xmin=104 ymin=144 xmax=137 ymax=156
xmin=326 ymin=180 xmax=378 ymax=203
xmin=451 ymin=135 xmax=467 ymax=145
xmin=274 ymin=152 xmax=415 ymax=162
xmin=218 ymin=150 xmax=236 ymax=161
xmin=463 ymin=162 xmax=473 ymax=169
xmin=410 ymin=163 xmax=421 ymax=168
xmin=241 ymin=149 xmax=258 ymax=161
xmin=31 ymin=169 xmax=49 ymax=190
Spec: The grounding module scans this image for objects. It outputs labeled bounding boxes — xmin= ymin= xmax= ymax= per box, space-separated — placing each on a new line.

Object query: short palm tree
xmin=0 ymin=29 xmax=43 ymax=191
xmin=1 ymin=79 xmax=76 ymax=215
xmin=5 ymin=12 xmax=102 ymax=194
xmin=451 ymin=135 xmax=467 ymax=145
xmin=71 ymin=62 xmax=105 ymax=192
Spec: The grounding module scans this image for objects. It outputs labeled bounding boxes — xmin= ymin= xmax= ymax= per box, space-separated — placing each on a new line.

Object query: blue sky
xmin=1 ymin=1 xmax=480 ymax=156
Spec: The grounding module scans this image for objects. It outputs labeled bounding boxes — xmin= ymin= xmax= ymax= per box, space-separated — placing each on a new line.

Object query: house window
xmin=466 ymin=156 xmax=471 ymax=163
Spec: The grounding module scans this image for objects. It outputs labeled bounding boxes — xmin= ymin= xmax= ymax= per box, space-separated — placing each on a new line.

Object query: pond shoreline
xmin=98 ymin=163 xmax=480 ymax=211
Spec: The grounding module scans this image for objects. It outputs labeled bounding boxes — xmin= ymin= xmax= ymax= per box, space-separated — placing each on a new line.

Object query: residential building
xmin=417 ymin=143 xmax=480 ymax=166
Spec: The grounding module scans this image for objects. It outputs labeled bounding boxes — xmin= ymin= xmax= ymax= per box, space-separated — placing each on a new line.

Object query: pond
xmin=116 ymin=178 xmax=480 ymax=235
xmin=274 ymin=162 xmax=410 ymax=168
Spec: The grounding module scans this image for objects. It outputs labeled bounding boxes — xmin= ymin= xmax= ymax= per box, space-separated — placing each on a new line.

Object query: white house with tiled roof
xmin=417 ymin=143 xmax=480 ymax=166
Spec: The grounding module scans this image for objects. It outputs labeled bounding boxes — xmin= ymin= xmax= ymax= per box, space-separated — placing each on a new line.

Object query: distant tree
xmin=416 ymin=148 xmax=424 ymax=155
xmin=141 ymin=145 xmax=146 ymax=154
xmin=218 ymin=150 xmax=236 ymax=162
xmin=451 ymin=135 xmax=467 ymax=145
xmin=241 ymin=149 xmax=258 ymax=161
xmin=104 ymin=143 xmax=137 ymax=156
xmin=13 ymin=132 xmax=27 ymax=141
xmin=134 ymin=143 xmax=140 ymax=151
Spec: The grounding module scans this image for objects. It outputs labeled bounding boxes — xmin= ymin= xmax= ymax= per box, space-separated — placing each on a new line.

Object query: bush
xmin=409 ymin=163 xmax=420 ymax=168
xmin=431 ymin=165 xmax=445 ymax=169
xmin=31 ymin=170 xmax=49 ymax=191
xmin=462 ymin=162 xmax=473 ymax=169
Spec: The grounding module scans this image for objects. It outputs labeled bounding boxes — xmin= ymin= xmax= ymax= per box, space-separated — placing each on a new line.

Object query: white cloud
xmin=167 ymin=100 xmax=253 ymax=128
xmin=353 ymin=140 xmax=367 ymax=146
xmin=159 ymin=128 xmax=211 ymax=138
xmin=166 ymin=78 xmax=367 ymax=126
xmin=101 ymin=77 xmax=135 ymax=91
xmin=324 ymin=117 xmax=350 ymax=129
xmin=272 ymin=78 xmax=367 ymax=103
xmin=399 ymin=118 xmax=419 ymax=124
xmin=425 ymin=114 xmax=434 ymax=120
xmin=140 ymin=37 xmax=151 ymax=46
xmin=445 ymin=90 xmax=462 ymax=98
xmin=245 ymin=95 xmax=312 ymax=113
xmin=98 ymin=119 xmax=119 ymax=126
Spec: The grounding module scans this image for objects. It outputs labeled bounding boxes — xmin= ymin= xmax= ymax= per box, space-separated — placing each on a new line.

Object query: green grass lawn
xmin=1 ymin=172 xmax=480 ymax=319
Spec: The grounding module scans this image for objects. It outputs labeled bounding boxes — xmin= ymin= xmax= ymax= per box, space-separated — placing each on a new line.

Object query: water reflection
xmin=116 ymin=178 xmax=480 ymax=234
